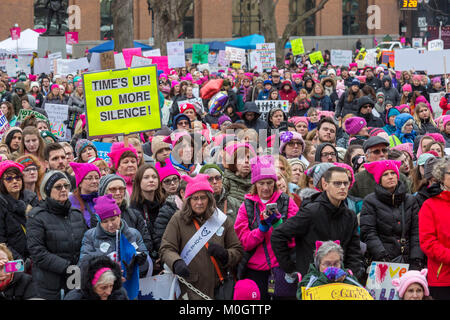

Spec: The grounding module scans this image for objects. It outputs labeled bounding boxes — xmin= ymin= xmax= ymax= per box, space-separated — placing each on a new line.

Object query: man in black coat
xmin=271 ymin=166 xmax=366 ymax=283
xmin=357 ymin=96 xmax=385 ymax=128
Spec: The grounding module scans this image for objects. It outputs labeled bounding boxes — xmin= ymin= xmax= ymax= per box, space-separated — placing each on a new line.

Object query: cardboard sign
xmin=82 ymin=65 xmax=162 ymax=138
xmin=330 ymin=50 xmax=353 ymax=66
xmin=167 ymin=41 xmax=185 ymax=68
xmin=65 ymin=32 xmax=79 ymax=45
xmin=122 ymin=48 xmax=142 ymax=68
xmin=428 ymin=39 xmax=444 ymax=51
xmin=301 ymin=283 xmax=373 ymax=300
xmin=291 ymin=38 xmax=305 ymax=56
xmin=309 ymin=51 xmax=324 ymax=64
xmin=255 ymin=100 xmax=289 ymax=121
xmin=44 ymin=104 xmax=69 ymax=140
xmin=0 ymin=110 xmax=10 ymax=140
xmin=365 ymin=261 xmax=409 ymax=300
xmin=17 ymin=109 xmax=49 ymax=123
xmin=100 ymin=51 xmax=115 ymax=70
xmin=192 ymin=44 xmax=209 ymax=64
xmin=256 ymin=43 xmax=276 ymax=71
xmin=92 ymin=142 xmax=112 ymax=162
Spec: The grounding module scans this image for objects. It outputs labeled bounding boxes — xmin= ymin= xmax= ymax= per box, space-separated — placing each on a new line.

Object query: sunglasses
xmin=330 ymin=181 xmax=350 ymax=188
xmin=53 ymin=183 xmax=71 ymax=191
xmin=163 ymin=177 xmax=179 ymax=185
xmin=3 ymin=175 xmax=22 ymax=183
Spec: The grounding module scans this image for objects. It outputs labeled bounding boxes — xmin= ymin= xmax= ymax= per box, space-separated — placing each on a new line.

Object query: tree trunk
xmin=112 ymin=0 xmax=134 ymax=52
xmin=148 ymin=0 xmax=193 ymax=56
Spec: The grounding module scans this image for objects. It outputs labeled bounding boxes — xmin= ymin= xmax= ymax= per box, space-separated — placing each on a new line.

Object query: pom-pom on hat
xmin=93 ymin=194 xmax=121 ymax=222
xmin=181 ymin=173 xmax=214 ymax=199
xmin=279 ymin=131 xmax=305 ymax=154
xmin=363 ymin=160 xmax=401 ymax=184
xmin=344 ymin=117 xmax=367 ymax=136
xmin=392 ymin=269 xmax=429 ymax=299
xmin=250 ymin=155 xmax=278 ymax=184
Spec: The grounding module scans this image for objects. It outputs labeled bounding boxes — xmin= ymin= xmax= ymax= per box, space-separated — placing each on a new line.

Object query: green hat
xmin=41 ymin=130 xmax=58 ymax=143
xmin=199 ymin=164 xmax=224 ymax=176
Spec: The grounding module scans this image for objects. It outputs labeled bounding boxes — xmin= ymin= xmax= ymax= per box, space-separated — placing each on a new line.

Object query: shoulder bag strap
xmin=255 ymin=212 xmax=273 ymax=272
xmin=192 ymin=219 xmax=224 ymax=282
xmin=223 ymin=199 xmax=227 ymax=216
xmin=400 ymin=202 xmax=406 ymax=255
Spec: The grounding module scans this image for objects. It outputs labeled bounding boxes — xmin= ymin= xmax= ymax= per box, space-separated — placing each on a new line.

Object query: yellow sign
xmin=231 ymin=62 xmax=241 ymax=70
xmin=309 ymin=51 xmax=324 ymax=64
xmin=291 ymin=38 xmax=305 ymax=56
xmin=82 ymin=65 xmax=162 ymax=138
xmin=301 ymin=283 xmax=374 ymax=300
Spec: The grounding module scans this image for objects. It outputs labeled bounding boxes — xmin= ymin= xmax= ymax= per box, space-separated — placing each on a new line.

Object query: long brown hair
xmin=180 ymin=191 xmax=216 ymax=225
xmin=19 ymin=126 xmax=46 ymax=161
xmin=130 ymin=164 xmax=165 ymax=205
xmin=15 ymin=154 xmax=45 ymax=200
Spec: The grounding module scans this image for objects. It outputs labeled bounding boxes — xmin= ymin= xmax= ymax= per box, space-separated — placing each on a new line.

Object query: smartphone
xmin=266 ymin=203 xmax=278 ymax=214
xmin=4 ymin=260 xmax=24 ymax=273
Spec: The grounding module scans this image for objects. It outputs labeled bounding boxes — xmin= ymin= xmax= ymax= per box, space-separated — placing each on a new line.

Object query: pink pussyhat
xmin=233 ymin=279 xmax=260 ymax=300
xmin=391 ymin=143 xmax=413 ymax=160
xmin=107 ymin=142 xmax=138 ymax=170
xmin=69 ymin=162 xmax=101 ymax=188
xmin=250 ymin=155 xmax=278 ymax=184
xmin=224 ymin=142 xmax=256 ymax=157
xmin=363 ymin=160 xmax=402 ymax=184
xmin=333 ymin=162 xmax=355 ymax=189
xmin=154 ymin=158 xmax=180 ymax=182
xmin=392 ymin=269 xmax=430 ymax=299
xmin=425 ymin=133 xmax=445 ymax=145
xmin=181 ymin=174 xmax=214 ymax=199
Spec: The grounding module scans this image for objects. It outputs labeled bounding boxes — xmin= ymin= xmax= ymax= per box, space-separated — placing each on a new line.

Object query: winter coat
xmin=360 ymin=182 xmax=423 ymax=264
xmin=64 ymin=255 xmax=128 ymax=300
xmin=159 ymin=209 xmax=243 ymax=300
xmin=439 ymin=96 xmax=450 ymax=115
xmin=365 ymin=76 xmax=382 ymax=92
xmin=0 ymin=272 xmax=37 ymax=300
xmin=419 ymin=191 xmax=450 ymax=287
xmin=443 ymin=132 xmax=450 ymax=148
xmin=0 ymin=190 xmax=39 ymax=260
xmin=357 ymin=96 xmax=385 ymax=128
xmin=271 ymin=192 xmax=366 ymax=282
xmin=236 ymin=101 xmax=268 ymax=132
xmin=214 ymin=187 xmax=242 ymax=222
xmin=377 ymin=77 xmax=400 ymax=106
xmin=415 ymin=118 xmax=440 ymax=136
xmin=222 ymin=169 xmax=252 ymax=204
xmin=310 ymin=94 xmax=334 ymax=111
xmin=288 ymin=99 xmax=311 ymax=117
xmin=26 ymin=199 xmax=87 ymax=300
xmin=297 ymin=263 xmax=363 ymax=300
xmin=68 ymin=193 xmax=97 ymax=229
xmin=234 ymin=191 xmax=298 ymax=271
xmin=349 ymin=169 xmax=412 ymax=200
xmin=335 ymin=90 xmax=361 ymax=118
xmin=30 ymin=92 xmax=45 ymax=109
xmin=415 ymin=183 xmax=442 ymax=208
xmin=153 ymin=196 xmax=181 ymax=252
xmin=257 ymin=88 xmax=271 ymax=101
xmin=279 ymin=87 xmax=298 ymax=104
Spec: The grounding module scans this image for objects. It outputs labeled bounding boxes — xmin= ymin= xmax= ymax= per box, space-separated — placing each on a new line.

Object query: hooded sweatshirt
xmin=377 ymin=76 xmax=400 ymax=106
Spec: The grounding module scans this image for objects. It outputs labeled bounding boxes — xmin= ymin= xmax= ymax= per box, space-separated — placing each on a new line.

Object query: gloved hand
xmin=134 ymin=252 xmax=147 ymax=266
xmin=173 ymin=259 xmax=190 ymax=278
xmin=207 ymin=243 xmax=229 ymax=266
xmin=284 ymin=272 xmax=299 ymax=284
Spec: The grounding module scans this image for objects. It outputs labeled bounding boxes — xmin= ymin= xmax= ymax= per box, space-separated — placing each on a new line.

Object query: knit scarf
xmin=395 ymin=129 xmax=416 ymax=144
xmin=240 ymin=85 xmax=251 ymax=103
xmin=81 ymin=193 xmax=98 ymax=203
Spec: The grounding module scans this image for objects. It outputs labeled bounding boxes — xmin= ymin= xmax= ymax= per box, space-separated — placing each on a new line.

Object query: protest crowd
xmin=0 ymin=41 xmax=450 ymax=302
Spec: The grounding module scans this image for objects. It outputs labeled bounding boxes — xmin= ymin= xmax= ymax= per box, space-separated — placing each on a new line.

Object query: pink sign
xmin=122 ymin=48 xmax=142 ymax=67
xmin=149 ymin=56 xmax=169 ymax=74
xmin=10 ymin=27 xmax=21 ymax=40
xmin=400 ymin=37 xmax=406 ymax=44
xmin=65 ymin=32 xmax=79 ymax=45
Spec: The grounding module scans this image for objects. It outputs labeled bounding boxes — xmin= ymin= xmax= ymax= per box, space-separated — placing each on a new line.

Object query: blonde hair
xmin=0 ymin=243 xmax=13 ymax=260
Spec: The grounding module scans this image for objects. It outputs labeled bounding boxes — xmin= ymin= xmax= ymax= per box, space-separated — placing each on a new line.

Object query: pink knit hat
xmin=163 ymin=131 xmax=190 ymax=148
xmin=392 ymin=269 xmax=429 ymax=298
xmin=289 ymin=116 xmax=308 ymax=126
xmin=69 ymin=162 xmax=101 ymax=188
xmin=344 ymin=117 xmax=367 ymax=136
xmin=233 ymin=279 xmax=260 ymax=300
xmin=171 ymin=80 xmax=180 ymax=88
xmin=0 ymin=160 xmax=24 ymax=178
xmin=392 ymin=143 xmax=413 ymax=160
xmin=443 ymin=115 xmax=450 ymax=129
xmin=224 ymin=142 xmax=256 ymax=157
xmin=250 ymin=155 xmax=278 ymax=184
xmin=93 ymin=194 xmax=121 ymax=221
xmin=51 ymin=84 xmax=60 ymax=91
xmin=412 ymin=74 xmax=422 ymax=82
xmin=402 ymin=84 xmax=412 ymax=92
xmin=279 ymin=131 xmax=305 ymax=154
xmin=154 ymin=158 xmax=180 ymax=182
xmin=333 ymin=162 xmax=355 ymax=189
xmin=107 ymin=142 xmax=138 ymax=169
xmin=363 ymin=160 xmax=402 ymax=184
xmin=425 ymin=133 xmax=445 ymax=145
xmin=181 ymin=173 xmax=214 ymax=199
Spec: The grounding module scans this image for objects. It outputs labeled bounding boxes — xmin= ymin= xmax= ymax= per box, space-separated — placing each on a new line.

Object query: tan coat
xmin=159 ymin=210 xmax=243 ymax=300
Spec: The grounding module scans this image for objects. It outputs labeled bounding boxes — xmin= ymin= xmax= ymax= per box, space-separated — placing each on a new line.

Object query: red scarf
xmin=0 ymin=274 xmax=13 ymax=291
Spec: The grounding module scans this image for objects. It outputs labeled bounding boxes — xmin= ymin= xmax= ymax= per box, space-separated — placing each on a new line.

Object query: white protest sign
xmin=44 ymin=103 xmax=69 ymax=140
xmin=5 ymin=59 xmax=18 ymax=76
xmin=167 ymin=41 xmax=185 ymax=68
xmin=256 ymin=43 xmax=276 ymax=71
xmin=255 ymin=100 xmax=289 ymax=121
xmin=428 ymin=39 xmax=444 ymax=51
xmin=365 ymin=261 xmax=409 ymax=300
xmin=218 ymin=50 xmax=229 ymax=66
xmin=331 ymin=49 xmax=353 ymax=66
xmin=131 ymin=56 xmax=153 ymax=68
xmin=34 ymin=58 xmax=51 ymax=74
xmin=74 ymin=57 xmax=90 ymax=71
xmin=178 ymin=97 xmax=205 ymax=114
xmin=197 ymin=63 xmax=210 ymax=72
xmin=395 ymin=49 xmax=450 ymax=75
xmin=430 ymin=92 xmax=446 ymax=118
xmin=192 ymin=87 xmax=199 ymax=98
xmin=114 ymin=53 xmax=127 ymax=69
xmin=89 ymin=52 xmax=102 ymax=71
xmin=412 ymin=38 xmax=423 ymax=48
xmin=208 ymin=52 xmax=218 ymax=67
xmin=142 ymin=49 xmax=161 ymax=57
xmin=363 ymin=51 xmax=376 ymax=67
xmin=249 ymin=50 xmax=261 ymax=73
xmin=0 ymin=110 xmax=10 ymax=140
xmin=162 ymin=100 xmax=173 ymax=126
xmin=56 ymin=59 xmax=79 ymax=75
xmin=48 ymin=52 xmax=62 ymax=73
xmin=226 ymin=46 xmax=245 ymax=64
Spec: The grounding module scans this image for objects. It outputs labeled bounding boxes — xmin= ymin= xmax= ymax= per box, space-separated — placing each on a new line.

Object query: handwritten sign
xmin=218 ymin=50 xmax=229 ymax=66
xmin=365 ymin=261 xmax=409 ymax=300
xmin=100 ymin=51 xmax=115 ymax=70
xmin=331 ymin=50 xmax=352 ymax=66
xmin=255 ymin=100 xmax=289 ymax=121
xmin=301 ymin=283 xmax=373 ymax=300
xmin=44 ymin=103 xmax=69 ymax=140
xmin=167 ymin=41 xmax=185 ymax=68
xmin=291 ymin=38 xmax=305 ymax=56
xmin=192 ymin=44 xmax=209 ymax=64
xmin=256 ymin=43 xmax=276 ymax=71
xmin=226 ymin=46 xmax=246 ymax=64
xmin=0 ymin=110 xmax=10 ymax=140
xmin=309 ymin=51 xmax=324 ymax=64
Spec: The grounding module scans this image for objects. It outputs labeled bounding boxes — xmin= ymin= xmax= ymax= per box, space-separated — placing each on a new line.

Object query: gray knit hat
xmin=424 ymin=157 xmax=439 ymax=181
xmin=40 ymin=170 xmax=70 ymax=201
xmin=98 ymin=174 xmax=126 ymax=196
xmin=307 ymin=163 xmax=334 ymax=189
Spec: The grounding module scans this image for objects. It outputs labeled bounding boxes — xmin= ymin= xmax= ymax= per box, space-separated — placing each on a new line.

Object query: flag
xmin=119 ymin=232 xmax=140 ymax=300
xmin=373 ymin=37 xmax=378 ymax=46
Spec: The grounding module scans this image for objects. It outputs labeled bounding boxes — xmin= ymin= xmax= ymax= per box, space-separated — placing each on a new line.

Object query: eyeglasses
xmin=108 ymin=186 xmax=126 ymax=193
xmin=84 ymin=176 xmax=100 ymax=181
xmin=287 ymin=141 xmax=302 ymax=147
xmin=329 ymin=181 xmax=350 ymax=188
xmin=53 ymin=183 xmax=71 ymax=191
xmin=191 ymin=195 xmax=208 ymax=202
xmin=163 ymin=177 xmax=179 ymax=185
xmin=320 ymin=261 xmax=342 ymax=269
xmin=370 ymin=148 xmax=389 ymax=155
xmin=321 ymin=152 xmax=337 ymax=158
xmin=178 ymin=121 xmax=190 ymax=126
xmin=23 ymin=167 xmax=38 ymax=173
xmin=208 ymin=176 xmax=222 ymax=182
xmin=3 ymin=175 xmax=22 ymax=182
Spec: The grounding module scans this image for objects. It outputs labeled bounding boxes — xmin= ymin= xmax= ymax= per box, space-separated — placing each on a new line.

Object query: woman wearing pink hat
xmin=392 ymin=268 xmax=432 ymax=300
xmin=360 ymin=160 xmax=424 ymax=268
xmin=42 ymin=83 xmax=66 ymax=111
xmin=234 ymin=155 xmax=299 ymax=300
xmin=160 ymin=174 xmax=243 ymax=300
xmin=107 ymin=142 xmax=139 ymax=196
xmin=441 ymin=115 xmax=450 ymax=147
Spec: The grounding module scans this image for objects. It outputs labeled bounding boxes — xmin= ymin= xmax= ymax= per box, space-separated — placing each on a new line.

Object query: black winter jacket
xmin=153 ymin=198 xmax=179 ymax=252
xmin=335 ymin=90 xmax=361 ymax=118
xmin=414 ymin=183 xmax=442 ymax=208
xmin=26 ymin=199 xmax=87 ymax=300
xmin=360 ymin=182 xmax=423 ymax=264
xmin=0 ymin=190 xmax=39 ymax=259
xmin=0 ymin=272 xmax=37 ymax=300
xmin=415 ymin=118 xmax=440 ymax=136
xmin=64 ymin=255 xmax=128 ymax=300
xmin=271 ymin=192 xmax=365 ymax=282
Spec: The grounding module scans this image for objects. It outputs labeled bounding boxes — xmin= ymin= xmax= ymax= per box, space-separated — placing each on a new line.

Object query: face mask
xmin=323 ymin=267 xmax=347 ymax=282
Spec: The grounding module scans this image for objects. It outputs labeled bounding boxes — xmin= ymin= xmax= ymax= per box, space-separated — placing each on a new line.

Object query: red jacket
xmin=419 ymin=191 xmax=450 ymax=287
xmin=279 ymin=88 xmax=298 ymax=104
xmin=440 ymin=96 xmax=450 ymax=115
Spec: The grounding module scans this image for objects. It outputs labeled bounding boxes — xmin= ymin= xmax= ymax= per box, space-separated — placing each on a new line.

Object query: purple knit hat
xmin=345 ymin=117 xmax=367 ymax=136
xmin=250 ymin=155 xmax=278 ymax=184
xmin=218 ymin=115 xmax=232 ymax=128
xmin=70 ymin=162 xmax=101 ymax=188
xmin=94 ymin=194 xmax=121 ymax=221
xmin=279 ymin=131 xmax=305 ymax=154
xmin=181 ymin=173 xmax=214 ymax=199
xmin=363 ymin=160 xmax=402 ymax=184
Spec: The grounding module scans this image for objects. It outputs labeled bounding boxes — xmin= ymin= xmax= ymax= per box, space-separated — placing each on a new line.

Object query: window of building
xmin=290 ymin=0 xmax=316 ymax=36
xmin=232 ymin=0 xmax=260 ymax=37
xmin=183 ymin=2 xmax=194 ymax=38
xmin=34 ymin=0 xmax=68 ymax=31
xmin=342 ymin=0 xmax=368 ymax=35
xmin=100 ymin=0 xmax=113 ymax=40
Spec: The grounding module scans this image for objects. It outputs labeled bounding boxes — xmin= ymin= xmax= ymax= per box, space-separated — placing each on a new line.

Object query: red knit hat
xmin=179 ymin=102 xmax=196 ymax=114
xmin=182 ymin=174 xmax=214 ymax=199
